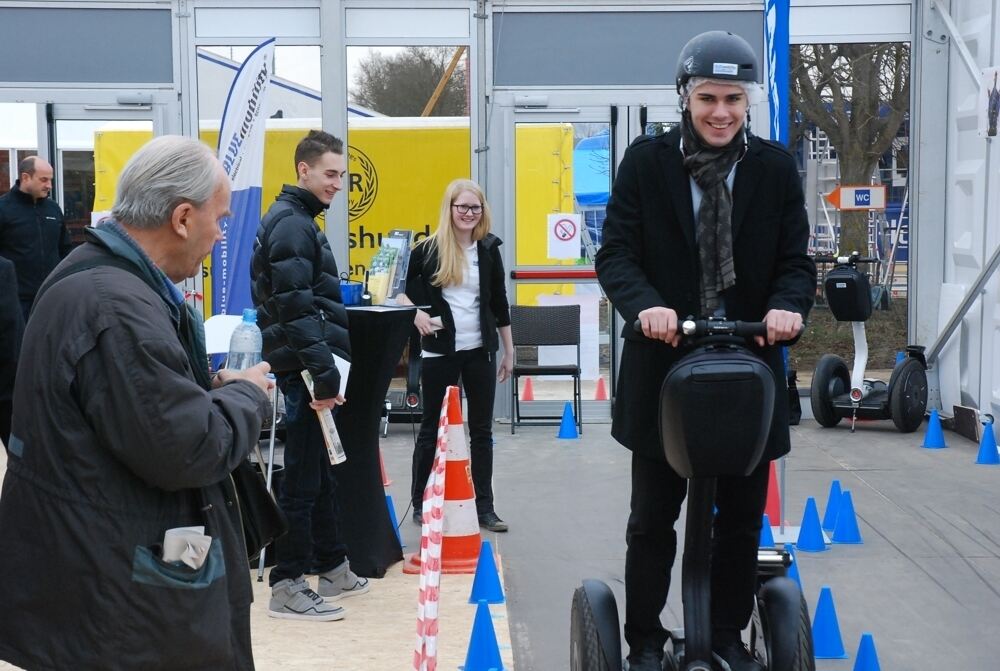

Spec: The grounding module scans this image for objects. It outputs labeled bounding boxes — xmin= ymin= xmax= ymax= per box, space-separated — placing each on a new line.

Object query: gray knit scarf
xmin=681 ymin=112 xmax=745 ymax=317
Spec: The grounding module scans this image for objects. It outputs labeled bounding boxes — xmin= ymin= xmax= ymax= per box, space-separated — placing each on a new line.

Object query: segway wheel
xmin=750 ymin=577 xmax=815 ymax=671
xmin=810 ymin=354 xmax=849 ymax=427
xmin=888 ymin=357 xmax=928 ymax=433
xmin=570 ymin=580 xmax=623 ymax=671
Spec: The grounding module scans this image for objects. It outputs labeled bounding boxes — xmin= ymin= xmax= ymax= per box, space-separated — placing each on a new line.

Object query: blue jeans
xmin=268 ymin=375 xmax=348 ymax=585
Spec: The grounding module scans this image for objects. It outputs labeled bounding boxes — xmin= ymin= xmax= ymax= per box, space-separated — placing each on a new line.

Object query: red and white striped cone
xmin=411 ymin=386 xmax=452 ymax=671
xmin=405 ymin=385 xmax=482 ymax=575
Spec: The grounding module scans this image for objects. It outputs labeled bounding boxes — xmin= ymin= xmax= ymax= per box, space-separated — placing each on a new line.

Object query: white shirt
xmin=423 ymin=243 xmax=482 ymax=357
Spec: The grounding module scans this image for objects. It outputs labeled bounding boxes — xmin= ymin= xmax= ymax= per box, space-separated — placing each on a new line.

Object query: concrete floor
xmin=389 ymin=408 xmax=1000 ymax=670
xmin=4 ymin=410 xmax=999 ymax=670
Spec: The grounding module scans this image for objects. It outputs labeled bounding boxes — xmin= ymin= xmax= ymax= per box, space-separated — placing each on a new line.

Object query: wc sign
xmin=824 ymin=185 xmax=887 ymax=211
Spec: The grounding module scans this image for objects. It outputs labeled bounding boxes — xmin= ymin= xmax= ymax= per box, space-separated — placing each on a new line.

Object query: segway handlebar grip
xmin=632 ymin=318 xmax=802 ymax=344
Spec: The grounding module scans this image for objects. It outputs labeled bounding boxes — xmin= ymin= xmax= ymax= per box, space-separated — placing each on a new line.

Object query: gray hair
xmin=683 ymin=76 xmax=762 ymax=106
xmin=112 ymin=135 xmax=223 ymax=230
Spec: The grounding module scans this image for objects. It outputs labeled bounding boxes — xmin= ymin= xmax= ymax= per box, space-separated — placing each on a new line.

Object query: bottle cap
xmin=242 ymin=308 xmax=257 ymax=323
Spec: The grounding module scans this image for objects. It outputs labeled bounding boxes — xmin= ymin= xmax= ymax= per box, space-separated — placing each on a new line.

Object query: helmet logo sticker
xmin=683 ymin=56 xmax=696 ymax=73
xmin=713 ymin=62 xmax=739 ymax=76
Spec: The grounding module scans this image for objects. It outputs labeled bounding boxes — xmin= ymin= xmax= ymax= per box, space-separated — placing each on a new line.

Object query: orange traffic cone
xmin=522 ymin=376 xmax=535 ymax=401
xmin=764 ymin=460 xmax=781 ymax=525
xmin=379 ymin=447 xmax=392 ymax=486
xmin=594 ymin=377 xmax=608 ymax=401
xmin=404 ymin=387 xmax=482 ymax=574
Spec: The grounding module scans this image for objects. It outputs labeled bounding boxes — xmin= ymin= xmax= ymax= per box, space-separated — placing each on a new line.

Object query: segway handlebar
xmin=814 ymin=252 xmax=878 ymax=265
xmin=632 ymin=318 xmax=803 ymax=344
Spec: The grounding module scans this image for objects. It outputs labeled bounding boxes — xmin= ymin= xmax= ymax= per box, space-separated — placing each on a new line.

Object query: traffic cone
xmin=822 ymin=479 xmax=842 ymax=532
xmin=385 ymin=494 xmax=403 ymax=549
xmin=759 ymin=513 xmax=776 ymax=548
xmin=521 ymin=377 xmax=535 ymax=401
xmin=796 ymin=497 xmax=828 ymax=552
xmin=895 ymin=351 xmax=905 ymax=366
xmin=832 ymin=490 xmax=863 ymax=544
xmin=404 ymin=387 xmax=482 ymax=574
xmin=853 ymin=632 xmax=881 ymax=671
xmin=594 ymin=377 xmax=608 ymax=401
xmin=764 ymin=460 xmax=781 ymax=525
xmin=783 ymin=543 xmax=802 ymax=590
xmin=975 ymin=420 xmax=999 ymax=465
xmin=469 ymin=540 xmax=505 ymax=604
xmin=922 ymin=409 xmax=946 ymax=448
xmin=460 ymin=600 xmax=504 ymax=671
xmin=379 ymin=447 xmax=392 ymax=486
xmin=557 ymin=402 xmax=579 ymax=439
xmin=812 ymin=586 xmax=848 ymax=659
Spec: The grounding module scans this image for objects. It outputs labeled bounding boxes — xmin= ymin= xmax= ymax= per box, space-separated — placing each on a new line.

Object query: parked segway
xmin=570 ymin=319 xmax=814 ymax=671
xmin=810 ymin=252 xmax=927 ymax=432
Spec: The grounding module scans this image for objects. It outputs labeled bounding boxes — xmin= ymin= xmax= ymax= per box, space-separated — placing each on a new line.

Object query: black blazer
xmin=596 ymin=128 xmax=816 ymax=461
xmin=404 ymin=233 xmax=511 ymax=356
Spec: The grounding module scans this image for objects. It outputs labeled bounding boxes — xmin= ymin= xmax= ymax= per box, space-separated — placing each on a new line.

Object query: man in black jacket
xmin=595 ymin=32 xmax=815 ymax=671
xmin=251 ymin=130 xmax=369 ymax=621
xmin=0 ymin=156 xmax=72 ymax=321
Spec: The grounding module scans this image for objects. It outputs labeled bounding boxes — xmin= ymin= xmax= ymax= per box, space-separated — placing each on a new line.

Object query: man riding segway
xmin=595 ymin=30 xmax=816 ymax=671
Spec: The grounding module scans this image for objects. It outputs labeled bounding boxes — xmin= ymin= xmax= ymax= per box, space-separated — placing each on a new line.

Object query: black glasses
xmin=452 ymin=204 xmax=483 ymax=215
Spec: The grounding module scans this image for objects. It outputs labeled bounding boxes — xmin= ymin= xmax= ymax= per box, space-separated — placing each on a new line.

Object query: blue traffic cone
xmin=460 ymin=600 xmax=504 ymax=671
xmin=557 ymin=402 xmax=578 ymax=439
xmin=922 ymin=409 xmax=946 ymax=449
xmin=812 ymin=586 xmax=848 ymax=659
xmin=832 ymin=490 xmax=863 ymax=544
xmin=975 ymin=420 xmax=999 ymax=465
xmin=385 ymin=494 xmax=404 ymax=548
xmin=759 ymin=513 xmax=776 ymax=548
xmin=796 ymin=497 xmax=828 ymax=552
xmin=469 ymin=540 xmax=505 ymax=604
xmin=822 ymin=479 xmax=842 ymax=532
xmin=853 ymin=632 xmax=881 ymax=671
xmin=783 ymin=543 xmax=802 ymax=590
xmin=894 ymin=351 xmax=905 ymax=366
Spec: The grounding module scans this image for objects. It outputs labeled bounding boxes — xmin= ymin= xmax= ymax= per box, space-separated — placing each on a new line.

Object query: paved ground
xmin=4 ymin=409 xmax=999 ymax=670
xmin=443 ymin=415 xmax=1000 ymax=670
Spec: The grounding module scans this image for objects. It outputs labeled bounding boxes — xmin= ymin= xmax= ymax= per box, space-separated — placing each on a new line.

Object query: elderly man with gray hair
xmin=0 ymin=135 xmax=272 ymax=671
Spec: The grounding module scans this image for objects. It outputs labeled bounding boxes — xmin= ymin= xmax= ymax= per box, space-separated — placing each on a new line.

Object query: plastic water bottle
xmin=227 ymin=308 xmax=262 ymax=371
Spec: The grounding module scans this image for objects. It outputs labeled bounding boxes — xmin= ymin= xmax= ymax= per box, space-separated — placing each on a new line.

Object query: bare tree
xmin=791 ymin=43 xmax=909 ymax=255
xmin=351 ymin=47 xmax=468 ymax=117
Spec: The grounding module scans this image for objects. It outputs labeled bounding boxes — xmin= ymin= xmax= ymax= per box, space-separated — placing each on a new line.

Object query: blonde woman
xmin=399 ymin=179 xmax=513 ymax=532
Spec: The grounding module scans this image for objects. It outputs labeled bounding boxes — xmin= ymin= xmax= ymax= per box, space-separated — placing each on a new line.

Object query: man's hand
xmin=214 ymin=362 xmax=274 ymax=396
xmin=310 ymin=394 xmax=345 ymax=411
xmin=638 ymin=307 xmax=681 ymax=346
xmin=756 ymin=309 xmax=803 ymax=347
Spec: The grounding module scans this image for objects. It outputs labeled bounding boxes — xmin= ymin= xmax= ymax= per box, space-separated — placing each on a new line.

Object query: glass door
xmin=42 ymin=101 xmax=180 ymax=290
xmin=490 ymin=98 xmax=681 ymax=424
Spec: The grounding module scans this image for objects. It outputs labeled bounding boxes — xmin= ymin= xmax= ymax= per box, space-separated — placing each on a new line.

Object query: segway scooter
xmin=570 ymin=319 xmax=814 ymax=671
xmin=810 ymin=252 xmax=927 ymax=432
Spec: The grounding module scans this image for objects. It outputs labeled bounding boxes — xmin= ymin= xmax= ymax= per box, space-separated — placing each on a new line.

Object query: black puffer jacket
xmin=0 ymin=181 xmax=71 ymax=303
xmin=251 ymin=186 xmax=350 ymax=400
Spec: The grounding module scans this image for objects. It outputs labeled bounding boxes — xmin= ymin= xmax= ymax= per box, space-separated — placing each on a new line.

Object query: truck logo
xmin=348 ymin=145 xmax=378 ymax=221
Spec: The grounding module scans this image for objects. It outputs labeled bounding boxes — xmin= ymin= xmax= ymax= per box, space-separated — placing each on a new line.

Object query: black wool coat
xmin=595 ymin=128 xmax=816 ymax=463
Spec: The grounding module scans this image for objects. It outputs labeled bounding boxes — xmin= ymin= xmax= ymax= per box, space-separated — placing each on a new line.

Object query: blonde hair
xmin=419 ymin=178 xmax=492 ymax=288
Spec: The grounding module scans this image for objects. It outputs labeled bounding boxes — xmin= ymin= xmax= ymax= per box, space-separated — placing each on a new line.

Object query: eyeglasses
xmin=452 ymin=204 xmax=483 ymax=215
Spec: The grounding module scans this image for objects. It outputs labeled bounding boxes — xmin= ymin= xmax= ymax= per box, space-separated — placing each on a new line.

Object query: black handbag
xmin=231 ymin=459 xmax=287 ymax=561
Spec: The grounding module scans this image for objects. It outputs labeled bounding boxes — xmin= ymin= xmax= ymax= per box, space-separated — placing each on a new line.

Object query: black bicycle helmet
xmin=675 ymin=30 xmax=759 ymax=93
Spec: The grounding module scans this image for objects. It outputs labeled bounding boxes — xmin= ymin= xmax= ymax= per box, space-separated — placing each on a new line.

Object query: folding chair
xmin=510 ymin=304 xmax=582 ymax=435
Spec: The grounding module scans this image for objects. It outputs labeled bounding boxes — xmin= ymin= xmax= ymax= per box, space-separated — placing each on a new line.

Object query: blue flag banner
xmin=764 ymin=0 xmax=791 ymax=145
xmin=212 ymin=37 xmax=275 ymax=316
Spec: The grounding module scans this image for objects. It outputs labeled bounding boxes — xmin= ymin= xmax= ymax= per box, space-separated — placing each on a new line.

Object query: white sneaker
xmin=268 ymin=576 xmax=345 ymax=621
xmin=317 ymin=560 xmax=370 ymax=602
